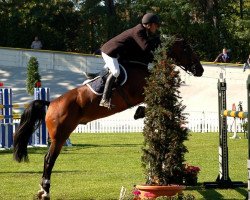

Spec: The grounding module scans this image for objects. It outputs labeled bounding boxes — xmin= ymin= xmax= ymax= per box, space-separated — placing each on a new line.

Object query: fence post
xmin=0 ymin=123 xmax=14 ymax=148
xmin=0 ymin=88 xmax=13 ymax=148
xmin=204 ymin=76 xmax=245 ymax=188
xmin=217 ymin=78 xmax=231 ymax=185
xmin=31 ymin=87 xmax=50 ymax=146
xmin=247 ymin=75 xmax=250 ymax=199
xmin=0 ymin=88 xmax=13 ymax=124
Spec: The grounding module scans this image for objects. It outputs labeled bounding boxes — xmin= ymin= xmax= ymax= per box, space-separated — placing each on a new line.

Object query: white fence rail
xmin=75 ymin=118 xmax=144 ymax=133
xmin=13 ymin=111 xmax=246 ymax=133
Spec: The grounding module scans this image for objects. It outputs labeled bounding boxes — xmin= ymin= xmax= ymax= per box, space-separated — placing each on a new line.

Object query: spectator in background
xmin=243 ymin=54 xmax=250 ymax=72
xmin=214 ymin=48 xmax=230 ymax=63
xmin=31 ymin=36 xmax=42 ymax=49
xmin=93 ymin=48 xmax=101 ymax=55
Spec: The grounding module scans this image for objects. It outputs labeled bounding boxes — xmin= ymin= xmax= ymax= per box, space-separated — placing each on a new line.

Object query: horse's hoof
xmin=33 ymin=194 xmax=39 ymax=200
xmin=41 ymin=191 xmax=50 ymax=200
xmin=35 ymin=189 xmax=44 ymax=200
xmin=36 ymin=186 xmax=50 ymax=200
xmin=36 ymin=192 xmax=50 ymax=200
xmin=41 ymin=195 xmax=50 ymax=200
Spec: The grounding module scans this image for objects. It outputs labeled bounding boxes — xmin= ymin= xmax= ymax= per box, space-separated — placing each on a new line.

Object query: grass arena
xmin=0 ymin=133 xmax=248 ymax=199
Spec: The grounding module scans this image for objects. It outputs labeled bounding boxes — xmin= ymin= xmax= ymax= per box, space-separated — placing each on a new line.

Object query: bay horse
xmin=13 ymin=38 xmax=204 ymax=199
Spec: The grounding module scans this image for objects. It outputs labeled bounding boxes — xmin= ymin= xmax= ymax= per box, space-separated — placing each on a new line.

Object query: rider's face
xmin=148 ymin=23 xmax=159 ymax=34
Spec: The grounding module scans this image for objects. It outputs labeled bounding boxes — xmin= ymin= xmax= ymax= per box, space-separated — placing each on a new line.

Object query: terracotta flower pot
xmin=136 ymin=184 xmax=185 ymax=199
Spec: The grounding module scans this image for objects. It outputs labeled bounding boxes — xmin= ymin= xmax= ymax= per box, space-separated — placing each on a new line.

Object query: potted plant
xmin=136 ymin=36 xmax=189 ymax=199
xmin=183 ymin=164 xmax=201 ymax=186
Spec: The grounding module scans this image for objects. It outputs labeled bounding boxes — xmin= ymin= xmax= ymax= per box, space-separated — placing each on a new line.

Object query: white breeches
xmin=101 ymin=52 xmax=120 ymax=78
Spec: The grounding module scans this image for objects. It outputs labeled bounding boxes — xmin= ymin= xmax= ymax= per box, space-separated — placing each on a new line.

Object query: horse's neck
xmin=121 ymin=64 xmax=149 ymax=105
xmin=126 ymin=62 xmax=149 ymax=81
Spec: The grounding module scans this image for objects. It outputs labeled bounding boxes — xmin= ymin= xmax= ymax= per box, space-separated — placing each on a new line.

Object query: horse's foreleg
xmin=37 ymin=141 xmax=64 ymax=200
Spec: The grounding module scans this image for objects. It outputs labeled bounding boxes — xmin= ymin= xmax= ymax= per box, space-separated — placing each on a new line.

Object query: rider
xmin=99 ymin=13 xmax=161 ymax=108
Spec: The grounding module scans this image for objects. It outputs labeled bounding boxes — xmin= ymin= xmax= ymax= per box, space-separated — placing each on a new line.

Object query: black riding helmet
xmin=141 ymin=13 xmax=160 ymax=24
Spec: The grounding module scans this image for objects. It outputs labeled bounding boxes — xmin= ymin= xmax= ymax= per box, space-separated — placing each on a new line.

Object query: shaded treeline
xmin=0 ymin=0 xmax=249 ymax=61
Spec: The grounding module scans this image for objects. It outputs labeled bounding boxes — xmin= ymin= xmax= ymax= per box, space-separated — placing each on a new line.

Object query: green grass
xmin=0 ymin=132 xmax=248 ymax=200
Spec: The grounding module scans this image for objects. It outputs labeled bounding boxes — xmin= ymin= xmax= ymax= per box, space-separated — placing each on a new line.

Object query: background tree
xmin=0 ymin=0 xmax=82 ymax=51
xmin=0 ymin=0 xmax=249 ymax=61
xmin=104 ymin=0 xmax=117 ymax=39
xmin=78 ymin=0 xmax=107 ymax=53
xmin=26 ymin=57 xmax=41 ymax=96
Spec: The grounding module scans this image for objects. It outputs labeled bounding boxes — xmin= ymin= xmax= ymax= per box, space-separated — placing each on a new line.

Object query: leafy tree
xmin=26 ymin=57 xmax=41 ymax=95
xmin=0 ymin=0 xmax=249 ymax=61
xmin=187 ymin=0 xmax=250 ymax=61
xmin=0 ymin=0 xmax=82 ymax=51
xmin=133 ymin=0 xmax=250 ymax=62
xmin=78 ymin=0 xmax=135 ymax=52
xmin=79 ymin=0 xmax=107 ymax=52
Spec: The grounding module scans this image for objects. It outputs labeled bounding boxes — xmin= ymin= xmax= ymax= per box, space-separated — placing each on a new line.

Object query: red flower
xmin=132 ymin=188 xmax=141 ymax=200
xmin=184 ymin=164 xmax=200 ymax=177
xmin=133 ymin=190 xmax=141 ymax=196
xmin=35 ymin=81 xmax=41 ymax=87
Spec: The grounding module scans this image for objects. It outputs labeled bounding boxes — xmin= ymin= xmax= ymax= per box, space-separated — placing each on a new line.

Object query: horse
xmin=13 ymin=38 xmax=204 ymax=200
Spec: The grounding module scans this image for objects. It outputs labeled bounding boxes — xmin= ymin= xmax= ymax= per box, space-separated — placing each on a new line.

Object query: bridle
xmin=169 ymin=40 xmax=198 ymax=76
xmin=177 ymin=64 xmax=196 ymax=76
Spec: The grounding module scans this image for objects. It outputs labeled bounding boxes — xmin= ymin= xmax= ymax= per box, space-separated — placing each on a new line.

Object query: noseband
xmin=175 ymin=64 xmax=196 ymax=76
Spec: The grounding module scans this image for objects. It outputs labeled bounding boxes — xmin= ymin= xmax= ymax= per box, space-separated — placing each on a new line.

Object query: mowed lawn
xmin=0 ymin=132 xmax=248 ymax=200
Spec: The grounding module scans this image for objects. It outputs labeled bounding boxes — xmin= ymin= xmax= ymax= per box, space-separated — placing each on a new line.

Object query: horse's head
xmin=168 ymin=38 xmax=204 ymax=77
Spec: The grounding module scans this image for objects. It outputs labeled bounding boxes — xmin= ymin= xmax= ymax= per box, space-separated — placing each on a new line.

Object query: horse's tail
xmin=13 ymin=100 xmax=50 ymax=162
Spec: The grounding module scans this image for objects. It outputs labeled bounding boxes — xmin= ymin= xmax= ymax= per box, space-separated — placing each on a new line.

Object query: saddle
xmin=83 ymin=65 xmax=127 ymax=95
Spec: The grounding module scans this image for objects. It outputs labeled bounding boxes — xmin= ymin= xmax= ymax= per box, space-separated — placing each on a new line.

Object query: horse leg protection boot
xmin=99 ymin=73 xmax=116 ymax=109
xmin=134 ymin=106 xmax=146 ymax=119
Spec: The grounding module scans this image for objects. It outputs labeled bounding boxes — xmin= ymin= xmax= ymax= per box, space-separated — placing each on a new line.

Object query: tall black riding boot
xmin=99 ymin=73 xmax=116 ymax=109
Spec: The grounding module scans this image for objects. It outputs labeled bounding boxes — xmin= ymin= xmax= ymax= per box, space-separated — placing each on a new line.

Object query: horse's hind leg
xmin=37 ymin=140 xmax=64 ymax=200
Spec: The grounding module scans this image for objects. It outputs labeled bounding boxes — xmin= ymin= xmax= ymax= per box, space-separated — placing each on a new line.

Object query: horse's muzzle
xmin=193 ymin=63 xmax=204 ymax=77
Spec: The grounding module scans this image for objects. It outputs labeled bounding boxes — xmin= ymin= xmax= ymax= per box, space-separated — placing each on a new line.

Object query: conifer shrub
xmin=142 ymin=36 xmax=189 ymax=185
xmin=26 ymin=57 xmax=41 ymax=95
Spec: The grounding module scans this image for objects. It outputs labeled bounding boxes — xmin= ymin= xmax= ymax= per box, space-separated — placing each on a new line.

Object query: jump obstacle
xmin=223 ymin=110 xmax=248 ymax=119
xmin=0 ymin=87 xmax=50 ymax=148
xmin=204 ymin=74 xmax=247 ymax=189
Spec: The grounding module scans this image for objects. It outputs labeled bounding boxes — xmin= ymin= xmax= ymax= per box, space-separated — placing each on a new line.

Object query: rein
xmin=176 ymin=64 xmax=194 ymax=76
xmin=128 ymin=60 xmax=148 ymax=67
